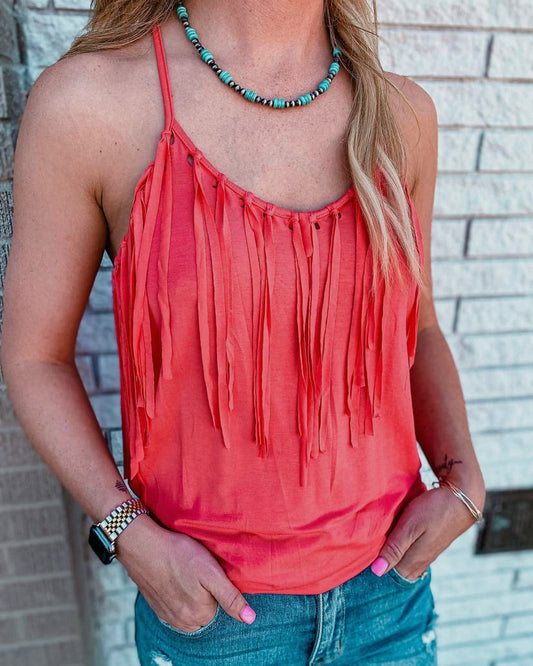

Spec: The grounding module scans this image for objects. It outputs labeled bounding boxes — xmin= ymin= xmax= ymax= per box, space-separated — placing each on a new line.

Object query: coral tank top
xmin=111 ymin=23 xmax=427 ymax=594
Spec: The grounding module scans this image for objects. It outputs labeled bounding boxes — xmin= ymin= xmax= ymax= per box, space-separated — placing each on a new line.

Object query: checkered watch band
xmin=99 ymin=498 xmax=150 ymax=542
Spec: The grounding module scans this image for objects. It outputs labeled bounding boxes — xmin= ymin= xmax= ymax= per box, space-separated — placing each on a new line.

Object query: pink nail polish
xmin=371 ymin=557 xmax=389 ymax=577
xmin=239 ymin=605 xmax=256 ymax=624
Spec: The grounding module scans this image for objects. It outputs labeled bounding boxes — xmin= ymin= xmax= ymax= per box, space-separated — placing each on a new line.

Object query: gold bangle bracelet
xmin=432 ymin=478 xmax=484 ymax=525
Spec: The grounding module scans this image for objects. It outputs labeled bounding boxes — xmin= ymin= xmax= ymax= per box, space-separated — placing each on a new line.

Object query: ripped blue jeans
xmin=135 ymin=564 xmax=438 ymax=665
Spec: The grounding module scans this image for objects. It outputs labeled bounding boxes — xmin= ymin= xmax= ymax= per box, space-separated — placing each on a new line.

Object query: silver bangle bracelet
xmin=432 ymin=477 xmax=484 ymax=525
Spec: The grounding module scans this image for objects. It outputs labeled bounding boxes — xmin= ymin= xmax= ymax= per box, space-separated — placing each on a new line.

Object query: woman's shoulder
xmin=26 ymin=34 xmax=155 ymax=131
xmin=383 ymin=72 xmax=438 ymax=192
xmin=19 ymin=34 xmax=164 ymax=204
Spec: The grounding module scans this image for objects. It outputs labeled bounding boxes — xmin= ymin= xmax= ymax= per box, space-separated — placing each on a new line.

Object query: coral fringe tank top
xmin=111 ymin=23 xmax=427 ymax=594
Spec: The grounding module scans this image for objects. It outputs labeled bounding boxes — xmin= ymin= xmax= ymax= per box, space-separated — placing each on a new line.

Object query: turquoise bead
xmin=273 ymin=98 xmax=286 ymax=108
xmin=244 ymin=89 xmax=257 ymax=102
xmin=177 ymin=6 xmax=188 ymax=19
xmin=332 ymin=46 xmax=342 ymax=57
xmin=318 ymin=79 xmax=330 ymax=92
xmin=298 ymin=93 xmax=312 ymax=105
xmin=185 ymin=27 xmax=198 ymax=41
xmin=219 ymin=70 xmax=233 ymax=84
xmin=329 ymin=62 xmax=340 ymax=75
xmin=200 ymin=48 xmax=213 ymax=63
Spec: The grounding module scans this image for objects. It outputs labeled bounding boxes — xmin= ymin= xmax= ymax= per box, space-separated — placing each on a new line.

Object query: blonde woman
xmin=2 ymin=0 xmax=485 ymax=664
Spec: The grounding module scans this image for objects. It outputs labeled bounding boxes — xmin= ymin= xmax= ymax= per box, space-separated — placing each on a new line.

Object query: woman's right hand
xmin=115 ymin=514 xmax=256 ymax=631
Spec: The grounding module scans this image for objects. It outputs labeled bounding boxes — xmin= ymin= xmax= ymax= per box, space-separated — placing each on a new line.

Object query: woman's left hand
xmin=370 ymin=485 xmax=484 ymax=581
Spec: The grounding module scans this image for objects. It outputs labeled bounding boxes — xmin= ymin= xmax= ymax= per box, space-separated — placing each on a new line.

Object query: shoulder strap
xmin=152 ymin=23 xmax=174 ymax=132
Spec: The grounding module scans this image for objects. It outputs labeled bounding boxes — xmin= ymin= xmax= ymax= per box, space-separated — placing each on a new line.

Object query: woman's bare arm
xmin=372 ymin=78 xmax=485 ymax=579
xmin=1 ymin=58 xmax=254 ymax=629
xmin=1 ymin=61 xmax=136 ymax=524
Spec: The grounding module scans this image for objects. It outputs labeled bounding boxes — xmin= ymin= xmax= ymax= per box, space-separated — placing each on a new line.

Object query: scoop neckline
xmin=170 ymin=117 xmax=356 ymax=221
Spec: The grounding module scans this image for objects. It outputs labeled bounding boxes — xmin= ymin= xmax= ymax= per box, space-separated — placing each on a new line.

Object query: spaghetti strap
xmin=152 ymin=23 xmax=174 ymax=132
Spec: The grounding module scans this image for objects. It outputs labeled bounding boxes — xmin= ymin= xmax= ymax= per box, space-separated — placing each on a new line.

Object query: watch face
xmin=89 ymin=525 xmax=117 ymax=564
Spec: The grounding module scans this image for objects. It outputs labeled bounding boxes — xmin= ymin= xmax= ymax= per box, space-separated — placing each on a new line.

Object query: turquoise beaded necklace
xmin=176 ymin=0 xmax=343 ymax=109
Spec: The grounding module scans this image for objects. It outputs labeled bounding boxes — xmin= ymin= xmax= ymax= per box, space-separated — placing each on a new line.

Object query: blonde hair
xmin=59 ymin=0 xmax=423 ymax=292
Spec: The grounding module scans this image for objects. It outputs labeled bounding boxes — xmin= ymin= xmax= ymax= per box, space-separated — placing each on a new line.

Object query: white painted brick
xmin=380 ymin=28 xmax=488 ymax=77
xmin=459 ymin=366 xmax=533 ymax=400
xmin=438 ymin=129 xmax=481 ymax=172
xmin=89 ymin=393 xmax=121 ymax=429
xmin=506 ymin=613 xmax=533 ymax=636
xmin=490 ymin=34 xmax=533 ymax=80
xmin=431 ymin=570 xmax=514 ymax=601
xmin=378 ymin=0 xmax=533 ymax=29
xmin=436 ymin=589 xmax=533 ymax=622
xmin=474 ymin=431 xmax=533 ymax=465
xmin=432 ymin=220 xmax=466 ymax=258
xmin=479 ymin=460 xmax=533 ymax=489
xmin=433 ymin=549 xmax=533 ymax=578
xmin=481 ymin=131 xmax=533 ymax=171
xmin=101 ymin=252 xmax=113 ymax=269
xmin=516 ymin=568 xmax=533 ymax=590
xmin=468 ymin=219 xmax=533 ymax=257
xmin=457 ymin=297 xmax=533 ymax=333
xmin=448 ymin=333 xmax=533 ymax=368
xmin=495 ymin=657 xmax=533 ymax=666
xmin=22 ymin=12 xmax=89 ymax=69
xmin=433 ymin=259 xmax=533 ymax=298
xmin=466 ymin=398 xmax=533 ymax=432
xmin=418 ymin=80 xmax=533 ymax=127
xmin=93 ymin=620 xmax=126 ymax=652
xmin=77 ymin=313 xmax=118 ymax=353
xmin=125 ymin=616 xmax=135 ymax=644
xmin=435 ymin=299 xmax=457 ymax=333
xmin=105 ymin=646 xmax=139 ymax=666
xmin=89 ymin=271 xmax=113 ymax=312
xmin=0 ymin=70 xmax=7 ymax=119
xmin=97 ymin=354 xmax=120 ymax=391
xmin=438 ymin=637 xmax=533 ymax=666
xmin=436 ymin=618 xmax=501 ymax=646
xmin=54 ymin=0 xmax=91 ymax=8
xmin=22 ymin=0 xmax=49 ymax=8
xmin=434 ymin=174 xmax=533 ymax=218
xmin=75 ymin=355 xmax=96 ymax=393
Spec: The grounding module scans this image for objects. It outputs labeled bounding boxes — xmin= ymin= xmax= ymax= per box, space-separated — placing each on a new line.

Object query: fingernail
xmin=371 ymin=557 xmax=389 ymax=577
xmin=239 ymin=605 xmax=256 ymax=624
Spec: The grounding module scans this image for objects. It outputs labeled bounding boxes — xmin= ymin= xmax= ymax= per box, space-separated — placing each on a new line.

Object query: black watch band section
xmin=88 ymin=498 xmax=150 ymax=564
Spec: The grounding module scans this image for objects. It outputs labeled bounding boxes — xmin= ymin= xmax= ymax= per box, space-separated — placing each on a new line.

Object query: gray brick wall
xmin=0 ymin=2 xmax=86 ymax=664
xmin=1 ymin=1 xmax=532 ymax=665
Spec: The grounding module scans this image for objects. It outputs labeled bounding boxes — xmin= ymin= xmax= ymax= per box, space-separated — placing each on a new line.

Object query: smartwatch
xmin=88 ymin=498 xmax=149 ymax=564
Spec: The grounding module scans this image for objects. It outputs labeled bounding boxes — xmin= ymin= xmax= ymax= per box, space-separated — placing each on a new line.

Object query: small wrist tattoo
xmin=435 ymin=453 xmax=463 ymax=479
xmin=115 ymin=479 xmax=129 ymax=493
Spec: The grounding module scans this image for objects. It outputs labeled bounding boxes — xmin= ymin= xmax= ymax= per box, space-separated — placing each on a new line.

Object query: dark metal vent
xmin=475 ymin=488 xmax=533 ymax=554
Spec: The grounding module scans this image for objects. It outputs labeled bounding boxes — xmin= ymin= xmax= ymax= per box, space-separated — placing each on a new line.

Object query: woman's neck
xmin=181 ymin=0 xmax=332 ymax=76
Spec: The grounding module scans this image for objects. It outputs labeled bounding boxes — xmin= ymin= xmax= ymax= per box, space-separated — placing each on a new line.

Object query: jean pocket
xmin=387 ymin=566 xmax=430 ymax=589
xmin=156 ymin=602 xmax=223 ymax=638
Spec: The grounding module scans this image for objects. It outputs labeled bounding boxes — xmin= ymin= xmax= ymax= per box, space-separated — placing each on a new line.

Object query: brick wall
xmin=0 ymin=2 xmax=86 ymax=665
xmin=1 ymin=1 xmax=532 ymax=665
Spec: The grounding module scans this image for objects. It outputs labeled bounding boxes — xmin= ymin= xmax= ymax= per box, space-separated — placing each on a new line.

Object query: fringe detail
xmin=113 ymin=143 xmax=421 ymax=491
xmin=344 ymin=202 xmax=388 ymax=451
xmin=112 ymin=130 xmax=175 ymax=482
xmin=242 ymin=198 xmax=275 ymax=458
xmin=191 ymin=154 xmax=236 ymax=448
xmin=291 ymin=209 xmax=342 ymax=487
xmin=405 ymin=185 xmax=425 ymax=381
